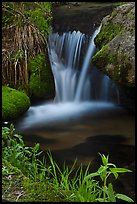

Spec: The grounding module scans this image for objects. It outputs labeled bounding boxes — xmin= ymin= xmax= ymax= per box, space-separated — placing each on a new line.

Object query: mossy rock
xmin=92 ymin=3 xmax=135 ymax=87
xmin=94 ymin=22 xmax=123 ymax=49
xmin=92 ymin=44 xmax=133 ymax=86
xmin=2 ymin=86 xmax=30 ymax=121
xmin=29 ymin=53 xmax=55 ymax=99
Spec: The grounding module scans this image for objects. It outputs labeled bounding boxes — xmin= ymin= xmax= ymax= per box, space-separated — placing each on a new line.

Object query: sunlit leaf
xmin=116 ymin=193 xmax=134 ymax=202
xmin=110 ymin=168 xmax=132 ymax=173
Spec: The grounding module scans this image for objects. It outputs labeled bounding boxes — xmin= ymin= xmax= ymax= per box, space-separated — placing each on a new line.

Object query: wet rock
xmin=92 ymin=2 xmax=135 ymax=87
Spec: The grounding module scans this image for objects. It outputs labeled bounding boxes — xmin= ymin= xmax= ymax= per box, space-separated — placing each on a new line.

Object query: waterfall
xmin=17 ymin=27 xmax=120 ymax=130
xmin=48 ymin=26 xmax=118 ymax=103
xmin=48 ymin=27 xmax=102 ymax=103
xmin=48 ymin=31 xmax=84 ymax=102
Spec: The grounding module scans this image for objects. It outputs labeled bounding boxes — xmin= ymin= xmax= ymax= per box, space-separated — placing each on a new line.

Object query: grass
xmin=2 ymin=124 xmax=134 ymax=202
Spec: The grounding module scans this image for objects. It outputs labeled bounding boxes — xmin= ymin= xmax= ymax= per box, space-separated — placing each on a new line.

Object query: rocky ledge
xmin=92 ymin=2 xmax=135 ymax=87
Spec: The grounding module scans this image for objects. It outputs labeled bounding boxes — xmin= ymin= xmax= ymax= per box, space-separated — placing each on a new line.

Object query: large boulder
xmin=92 ymin=2 xmax=135 ymax=87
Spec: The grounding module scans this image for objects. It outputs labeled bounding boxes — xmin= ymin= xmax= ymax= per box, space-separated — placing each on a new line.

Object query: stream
xmin=14 ymin=3 xmax=135 ymax=199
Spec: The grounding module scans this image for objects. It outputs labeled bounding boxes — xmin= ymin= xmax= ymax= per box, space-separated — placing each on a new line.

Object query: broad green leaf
xmin=116 ymin=194 xmax=134 ymax=202
xmin=110 ymin=168 xmax=132 ymax=173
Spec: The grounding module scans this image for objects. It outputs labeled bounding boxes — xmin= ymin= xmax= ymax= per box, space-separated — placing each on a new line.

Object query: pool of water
xmin=14 ymin=101 xmax=135 ymax=199
xmin=15 ymin=101 xmax=134 ymax=161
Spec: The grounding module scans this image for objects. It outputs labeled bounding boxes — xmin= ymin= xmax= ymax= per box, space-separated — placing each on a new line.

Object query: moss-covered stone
xmin=92 ymin=2 xmax=135 ymax=87
xmin=92 ymin=44 xmax=133 ymax=86
xmin=92 ymin=45 xmax=110 ymax=68
xmin=2 ymin=86 xmax=30 ymax=121
xmin=94 ymin=22 xmax=123 ymax=49
xmin=28 ymin=53 xmax=55 ymax=99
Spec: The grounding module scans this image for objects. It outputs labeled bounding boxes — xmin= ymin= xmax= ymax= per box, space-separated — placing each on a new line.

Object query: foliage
xmin=2 ymin=159 xmax=26 ymax=202
xmin=47 ymin=151 xmax=134 ymax=202
xmin=2 ymin=124 xmax=134 ymax=202
xmin=29 ymin=53 xmax=54 ymax=99
xmin=2 ymin=2 xmax=53 ymax=92
xmin=83 ymin=153 xmax=133 ymax=202
xmin=2 ymin=2 xmax=52 ymax=34
xmin=28 ymin=4 xmax=52 ymax=36
xmin=2 ymin=86 xmax=30 ymax=121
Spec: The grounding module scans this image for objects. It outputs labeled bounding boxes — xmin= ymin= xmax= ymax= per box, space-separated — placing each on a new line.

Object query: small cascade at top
xmin=48 ymin=30 xmax=85 ymax=102
xmin=48 ymin=26 xmax=119 ymax=104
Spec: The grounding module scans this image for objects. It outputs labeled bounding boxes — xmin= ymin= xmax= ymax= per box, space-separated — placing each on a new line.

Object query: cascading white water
xmin=48 ymin=27 xmax=102 ymax=102
xmin=17 ymin=27 xmax=120 ymax=130
xmin=48 ymin=26 xmax=119 ymax=103
xmin=48 ymin=30 xmax=85 ymax=102
xmin=75 ymin=27 xmax=101 ymax=101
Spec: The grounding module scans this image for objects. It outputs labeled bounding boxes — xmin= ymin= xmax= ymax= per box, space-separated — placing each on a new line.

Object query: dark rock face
xmin=92 ymin=2 xmax=135 ymax=87
xmin=52 ymin=2 xmax=116 ymax=35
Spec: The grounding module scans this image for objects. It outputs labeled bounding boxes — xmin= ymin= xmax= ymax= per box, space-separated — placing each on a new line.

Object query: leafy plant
xmin=2 ymin=125 xmax=134 ymax=202
xmin=46 ymin=151 xmax=134 ymax=202
xmin=2 ymin=2 xmax=53 ymax=92
xmin=83 ymin=153 xmax=134 ymax=202
xmin=28 ymin=53 xmax=54 ymax=99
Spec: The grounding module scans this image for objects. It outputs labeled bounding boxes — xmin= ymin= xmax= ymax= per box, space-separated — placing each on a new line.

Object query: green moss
xmin=127 ymin=12 xmax=135 ymax=20
xmin=92 ymin=45 xmax=112 ymax=68
xmin=94 ymin=22 xmax=123 ymax=48
xmin=21 ymin=178 xmax=65 ymax=202
xmin=2 ymin=86 xmax=30 ymax=121
xmin=115 ymin=2 xmax=127 ymax=6
xmin=29 ymin=53 xmax=55 ymax=99
xmin=2 ymin=159 xmax=65 ymax=202
xmin=2 ymin=159 xmax=26 ymax=202
xmin=92 ymin=47 xmax=132 ymax=85
xmin=111 ymin=10 xmax=117 ymax=18
xmin=114 ymin=54 xmax=132 ymax=84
